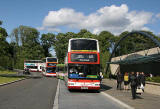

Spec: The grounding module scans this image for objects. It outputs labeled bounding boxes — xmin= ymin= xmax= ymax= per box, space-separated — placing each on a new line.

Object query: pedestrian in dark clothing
xmin=136 ymin=72 xmax=141 ymax=88
xmin=116 ymin=72 xmax=123 ymax=90
xmin=129 ymin=72 xmax=137 ymax=99
xmin=109 ymin=73 xmax=112 ymax=80
xmin=140 ymin=72 xmax=145 ymax=92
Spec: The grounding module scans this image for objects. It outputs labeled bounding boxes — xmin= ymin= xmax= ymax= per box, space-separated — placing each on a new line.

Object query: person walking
xmin=116 ymin=72 xmax=123 ymax=90
xmin=140 ymin=72 xmax=146 ymax=92
xmin=99 ymin=72 xmax=103 ymax=83
xmin=136 ymin=72 xmax=141 ymax=89
xmin=124 ymin=72 xmax=129 ymax=91
xmin=129 ymin=72 xmax=137 ymax=99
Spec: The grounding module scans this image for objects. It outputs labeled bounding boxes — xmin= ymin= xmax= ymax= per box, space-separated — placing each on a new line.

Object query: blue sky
xmin=0 ymin=0 xmax=160 ymax=36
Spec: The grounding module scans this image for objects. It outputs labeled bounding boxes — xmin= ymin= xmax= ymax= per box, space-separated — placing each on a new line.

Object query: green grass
xmin=0 ymin=70 xmax=24 ymax=84
xmin=0 ymin=70 xmax=17 ymax=74
xmin=146 ymin=76 xmax=160 ymax=83
xmin=0 ymin=77 xmax=24 ymax=84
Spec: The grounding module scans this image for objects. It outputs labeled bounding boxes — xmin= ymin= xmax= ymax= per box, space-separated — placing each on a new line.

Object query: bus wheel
xmin=68 ymin=89 xmax=73 ymax=92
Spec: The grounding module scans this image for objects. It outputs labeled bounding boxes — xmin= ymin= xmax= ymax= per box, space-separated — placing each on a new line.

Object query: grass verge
xmin=0 ymin=70 xmax=17 ymax=74
xmin=0 ymin=70 xmax=24 ymax=84
xmin=0 ymin=77 xmax=24 ymax=84
xmin=146 ymin=76 xmax=160 ymax=83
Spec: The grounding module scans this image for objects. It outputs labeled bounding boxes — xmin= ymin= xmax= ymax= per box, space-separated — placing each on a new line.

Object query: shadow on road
xmin=100 ymin=84 xmax=112 ymax=91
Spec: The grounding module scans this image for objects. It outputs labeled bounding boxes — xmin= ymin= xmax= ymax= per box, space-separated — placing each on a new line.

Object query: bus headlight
xmin=68 ymin=82 xmax=75 ymax=86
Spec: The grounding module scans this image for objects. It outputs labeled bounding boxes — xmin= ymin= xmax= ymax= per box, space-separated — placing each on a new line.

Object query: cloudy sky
xmin=0 ymin=0 xmax=160 ymax=35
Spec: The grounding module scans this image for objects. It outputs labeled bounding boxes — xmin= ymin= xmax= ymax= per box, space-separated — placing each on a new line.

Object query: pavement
xmin=58 ymin=80 xmax=125 ymax=109
xmin=101 ymin=79 xmax=160 ymax=109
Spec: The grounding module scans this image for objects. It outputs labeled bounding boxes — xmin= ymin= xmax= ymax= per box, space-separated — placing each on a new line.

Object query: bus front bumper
xmin=68 ymin=86 xmax=100 ymax=90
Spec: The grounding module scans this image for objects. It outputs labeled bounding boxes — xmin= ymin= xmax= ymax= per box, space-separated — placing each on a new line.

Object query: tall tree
xmin=11 ymin=25 xmax=45 ymax=69
xmin=0 ymin=23 xmax=12 ymax=69
xmin=97 ymin=31 xmax=115 ymax=72
xmin=41 ymin=33 xmax=55 ymax=57
xmin=0 ymin=20 xmax=2 ymax=25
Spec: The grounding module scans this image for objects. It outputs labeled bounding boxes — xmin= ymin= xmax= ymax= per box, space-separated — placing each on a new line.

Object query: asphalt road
xmin=0 ymin=76 xmax=58 ymax=109
xmin=59 ymin=80 xmax=124 ymax=109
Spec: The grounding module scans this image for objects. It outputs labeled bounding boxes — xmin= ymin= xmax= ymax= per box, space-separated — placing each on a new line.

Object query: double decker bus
xmin=24 ymin=60 xmax=43 ymax=72
xmin=64 ymin=38 xmax=101 ymax=91
xmin=42 ymin=57 xmax=58 ymax=77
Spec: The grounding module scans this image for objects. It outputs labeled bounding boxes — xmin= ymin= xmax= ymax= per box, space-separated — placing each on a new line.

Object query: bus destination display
xmin=71 ymin=54 xmax=97 ymax=62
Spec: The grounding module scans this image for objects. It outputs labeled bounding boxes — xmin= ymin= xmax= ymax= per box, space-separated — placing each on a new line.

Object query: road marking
xmin=101 ymin=92 xmax=135 ymax=109
xmin=53 ymin=79 xmax=60 ymax=109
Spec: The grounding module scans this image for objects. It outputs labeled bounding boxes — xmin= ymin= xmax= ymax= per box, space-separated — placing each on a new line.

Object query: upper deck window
xmin=71 ymin=39 xmax=97 ymax=50
xmin=47 ymin=58 xmax=57 ymax=62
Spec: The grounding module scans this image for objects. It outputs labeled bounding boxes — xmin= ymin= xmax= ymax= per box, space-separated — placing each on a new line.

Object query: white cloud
xmin=156 ymin=13 xmax=160 ymax=19
xmin=39 ymin=4 xmax=153 ymax=35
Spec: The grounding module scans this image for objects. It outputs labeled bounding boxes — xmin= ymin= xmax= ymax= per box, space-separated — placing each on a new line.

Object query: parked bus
xmin=42 ymin=57 xmax=58 ymax=77
xmin=64 ymin=38 xmax=101 ymax=91
xmin=24 ymin=60 xmax=43 ymax=72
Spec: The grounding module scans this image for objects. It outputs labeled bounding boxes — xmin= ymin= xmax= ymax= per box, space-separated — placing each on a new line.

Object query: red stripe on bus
xmin=68 ymin=79 xmax=100 ymax=82
xmin=68 ymin=86 xmax=100 ymax=90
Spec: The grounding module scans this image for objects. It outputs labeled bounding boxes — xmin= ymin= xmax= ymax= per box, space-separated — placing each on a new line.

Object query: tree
xmin=97 ymin=31 xmax=115 ymax=73
xmin=115 ymin=31 xmax=159 ymax=57
xmin=0 ymin=26 xmax=13 ymax=69
xmin=77 ymin=29 xmax=95 ymax=38
xmin=54 ymin=33 xmax=69 ymax=63
xmin=41 ymin=33 xmax=55 ymax=57
xmin=10 ymin=25 xmax=45 ymax=69
xmin=0 ymin=20 xmax=2 ymax=25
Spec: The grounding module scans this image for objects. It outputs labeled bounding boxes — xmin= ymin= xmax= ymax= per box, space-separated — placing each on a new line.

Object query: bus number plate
xmin=81 ymin=87 xmax=88 ymax=89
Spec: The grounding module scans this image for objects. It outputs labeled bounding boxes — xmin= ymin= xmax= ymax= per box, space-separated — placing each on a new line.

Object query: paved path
xmin=102 ymin=79 xmax=160 ymax=109
xmin=58 ymin=80 xmax=124 ymax=109
xmin=0 ymin=77 xmax=58 ymax=109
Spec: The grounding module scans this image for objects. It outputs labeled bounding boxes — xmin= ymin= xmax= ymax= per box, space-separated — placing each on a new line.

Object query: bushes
xmin=146 ymin=76 xmax=160 ymax=83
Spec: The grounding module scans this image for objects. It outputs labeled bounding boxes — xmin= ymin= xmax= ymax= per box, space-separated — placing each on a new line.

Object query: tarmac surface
xmin=0 ymin=76 xmax=58 ymax=109
xmin=0 ymin=74 xmax=159 ymax=109
xmin=102 ymin=79 xmax=160 ymax=109
xmin=58 ymin=80 xmax=125 ymax=109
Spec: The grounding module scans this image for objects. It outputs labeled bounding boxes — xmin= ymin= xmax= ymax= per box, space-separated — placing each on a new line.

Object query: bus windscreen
xmin=71 ymin=39 xmax=97 ymax=50
xmin=26 ymin=66 xmax=38 ymax=69
xmin=46 ymin=67 xmax=56 ymax=73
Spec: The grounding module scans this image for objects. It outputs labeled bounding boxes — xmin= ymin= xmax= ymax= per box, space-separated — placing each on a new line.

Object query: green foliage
xmin=0 ymin=20 xmax=2 ymax=25
xmin=146 ymin=76 xmax=160 ymax=83
xmin=54 ymin=32 xmax=76 ymax=63
xmin=0 ymin=27 xmax=12 ymax=69
xmin=1 ymin=20 xmax=160 ymax=78
xmin=10 ymin=26 xmax=45 ymax=69
xmin=115 ymin=31 xmax=158 ymax=56
xmin=41 ymin=33 xmax=55 ymax=57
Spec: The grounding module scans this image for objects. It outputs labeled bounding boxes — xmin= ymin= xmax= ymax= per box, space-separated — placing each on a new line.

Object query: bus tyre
xmin=68 ymin=89 xmax=73 ymax=92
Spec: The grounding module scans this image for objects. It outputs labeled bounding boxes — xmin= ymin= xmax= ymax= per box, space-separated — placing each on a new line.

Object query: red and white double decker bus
xmin=24 ymin=60 xmax=43 ymax=72
xmin=42 ymin=57 xmax=58 ymax=77
xmin=64 ymin=38 xmax=101 ymax=91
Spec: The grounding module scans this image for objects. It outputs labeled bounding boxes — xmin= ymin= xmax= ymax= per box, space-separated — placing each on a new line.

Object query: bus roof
xmin=68 ymin=38 xmax=99 ymax=52
xmin=69 ymin=38 xmax=98 ymax=41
